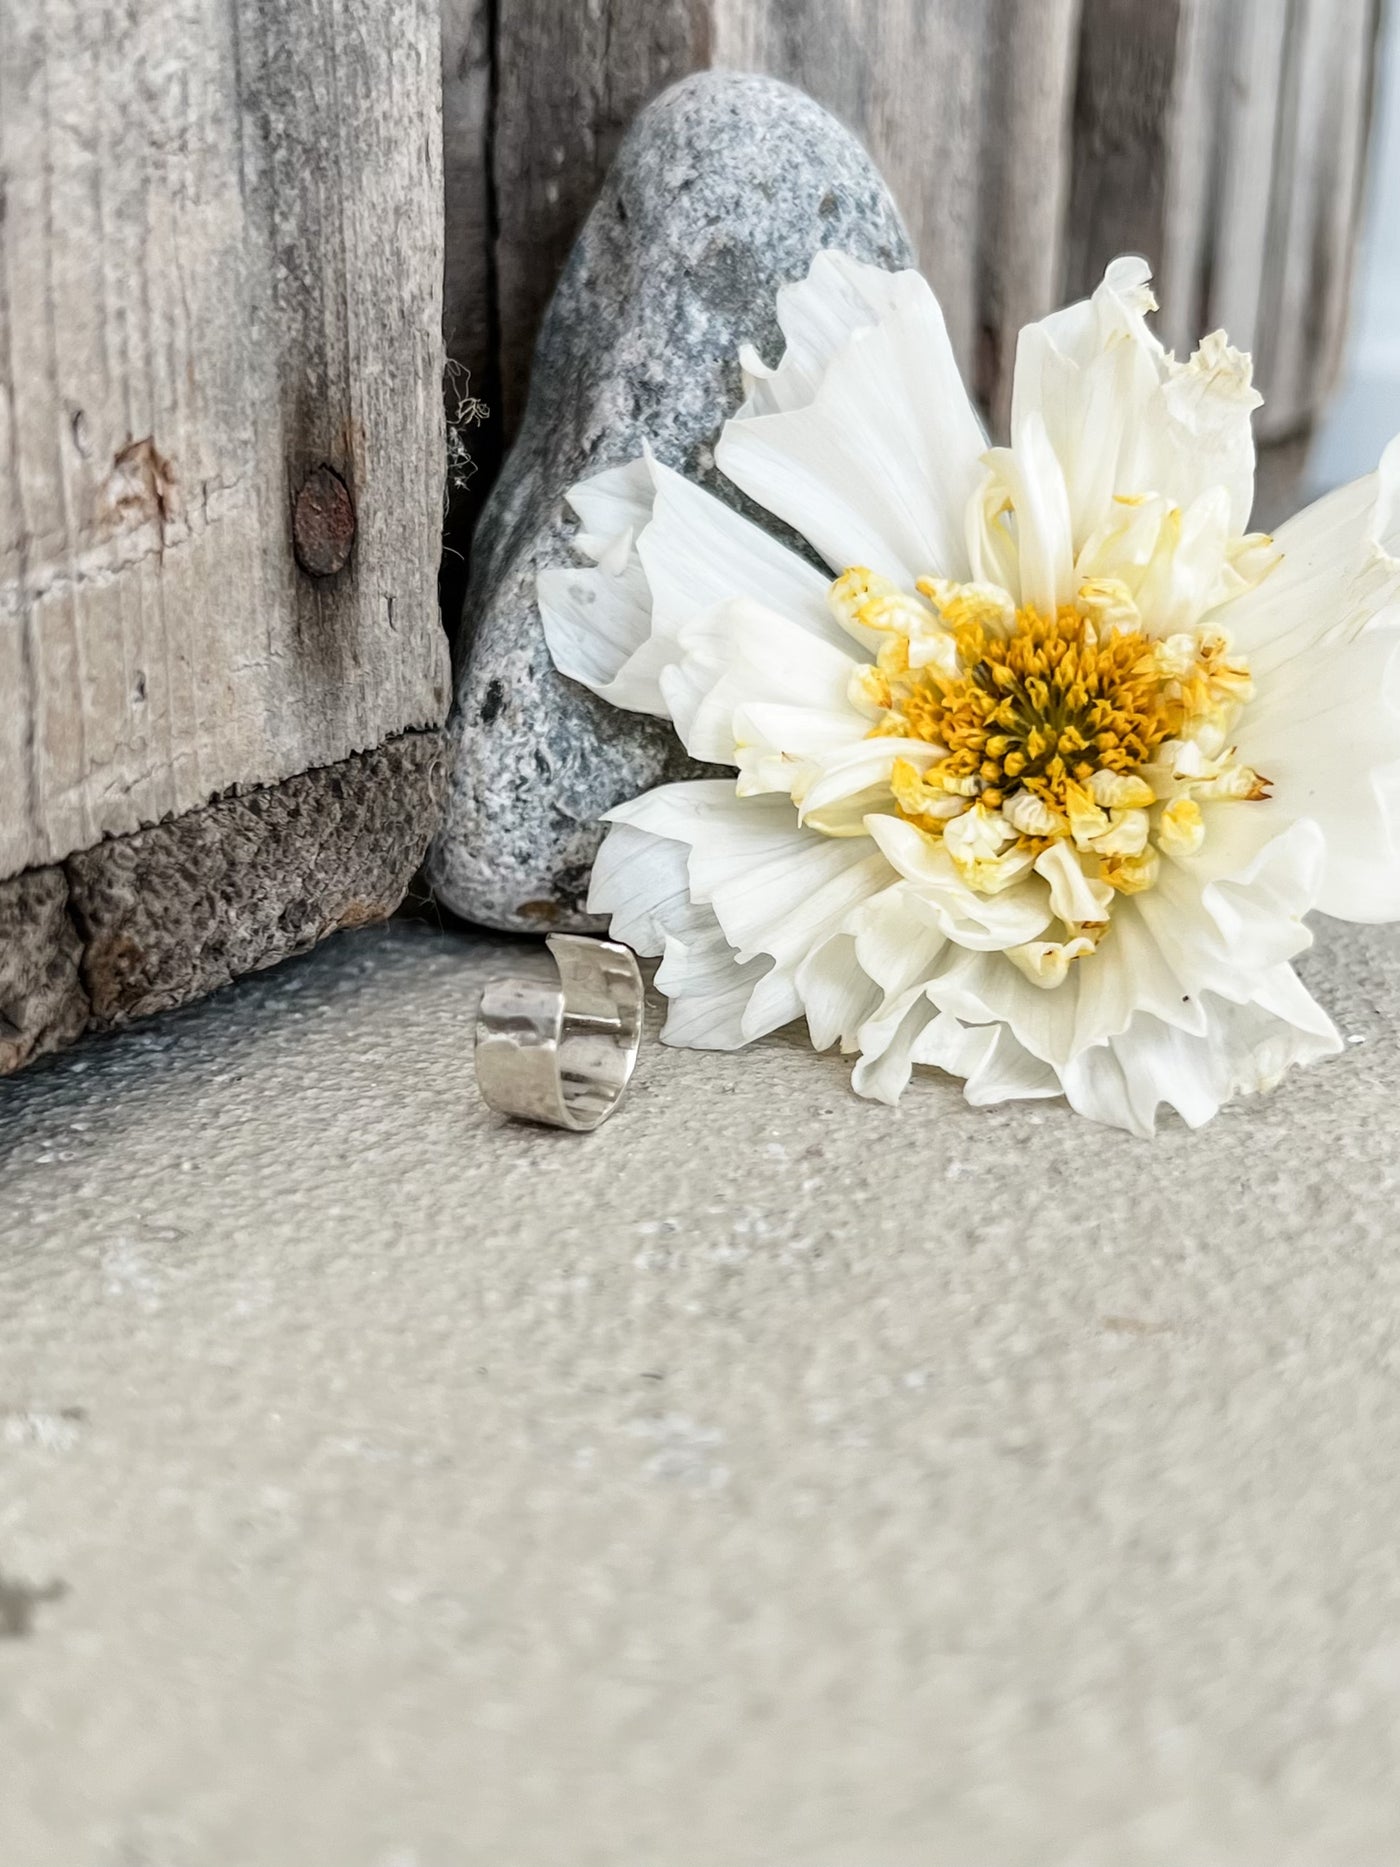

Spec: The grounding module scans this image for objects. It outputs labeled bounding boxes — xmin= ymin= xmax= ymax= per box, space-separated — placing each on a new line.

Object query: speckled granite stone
xmin=428 ymin=71 xmax=913 ymax=932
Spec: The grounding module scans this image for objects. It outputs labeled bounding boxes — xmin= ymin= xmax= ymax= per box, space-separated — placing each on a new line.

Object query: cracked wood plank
xmin=0 ymin=0 xmax=450 ymax=883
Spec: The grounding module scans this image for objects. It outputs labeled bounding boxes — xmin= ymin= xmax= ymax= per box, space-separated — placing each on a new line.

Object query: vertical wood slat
xmin=491 ymin=0 xmax=713 ymax=435
xmin=713 ymin=0 xmax=993 ymax=383
xmin=1074 ymin=0 xmax=1381 ymax=444
xmin=1254 ymin=0 xmax=1378 ymax=439
xmin=441 ymin=0 xmax=494 ymax=422
xmin=1064 ymin=0 xmax=1188 ymax=312
xmin=975 ymin=0 xmax=1083 ymax=432
xmin=456 ymin=0 xmax=1083 ymax=448
xmin=440 ymin=0 xmax=496 ymax=620
xmin=1183 ymin=0 xmax=1289 ymax=362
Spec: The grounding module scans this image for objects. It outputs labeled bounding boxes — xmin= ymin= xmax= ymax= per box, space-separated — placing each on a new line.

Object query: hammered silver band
xmin=474 ymin=935 xmax=644 ymax=1132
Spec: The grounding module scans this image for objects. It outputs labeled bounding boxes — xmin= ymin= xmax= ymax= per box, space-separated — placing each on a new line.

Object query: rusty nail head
xmin=293 ymin=465 xmax=356 ymax=576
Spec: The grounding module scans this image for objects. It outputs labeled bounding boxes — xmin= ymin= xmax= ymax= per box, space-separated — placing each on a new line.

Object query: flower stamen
xmin=831 ymin=568 xmax=1269 ymax=977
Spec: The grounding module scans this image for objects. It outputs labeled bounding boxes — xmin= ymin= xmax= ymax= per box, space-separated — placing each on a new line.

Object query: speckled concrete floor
xmin=4 ymin=918 xmax=1400 ymax=1866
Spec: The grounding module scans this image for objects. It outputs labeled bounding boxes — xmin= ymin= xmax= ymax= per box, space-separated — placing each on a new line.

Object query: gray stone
xmin=428 ymin=71 xmax=914 ymax=932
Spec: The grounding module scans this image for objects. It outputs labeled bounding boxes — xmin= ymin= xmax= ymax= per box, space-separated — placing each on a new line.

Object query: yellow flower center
xmin=825 ymin=568 xmax=1270 ymax=967
xmin=894 ymin=604 xmax=1176 ymax=814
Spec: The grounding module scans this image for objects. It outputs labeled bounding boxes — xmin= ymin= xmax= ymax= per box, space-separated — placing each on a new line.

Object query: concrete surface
xmin=4 ymin=916 xmax=1400 ymax=1867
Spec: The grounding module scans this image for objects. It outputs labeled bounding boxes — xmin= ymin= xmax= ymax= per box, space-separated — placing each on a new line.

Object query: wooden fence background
xmin=441 ymin=0 xmax=1383 ymax=572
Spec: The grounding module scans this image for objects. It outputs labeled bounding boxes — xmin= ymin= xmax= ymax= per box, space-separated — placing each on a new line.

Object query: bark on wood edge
xmin=0 ymin=729 xmax=447 ymax=1078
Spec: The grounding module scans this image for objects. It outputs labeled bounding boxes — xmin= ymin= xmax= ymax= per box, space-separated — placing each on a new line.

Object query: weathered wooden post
xmin=1 ymin=0 xmax=449 ymax=1073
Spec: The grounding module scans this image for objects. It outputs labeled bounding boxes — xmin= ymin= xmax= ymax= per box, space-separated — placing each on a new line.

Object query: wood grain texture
xmin=492 ymin=0 xmax=713 ymax=434
xmin=715 ymin=0 xmax=984 ymax=372
xmin=475 ymin=0 xmax=1082 ymax=433
xmin=442 ymin=0 xmax=495 ymax=414
xmin=68 ymin=731 xmax=448 ymax=1028
xmin=0 ymin=729 xmax=445 ymax=1073
xmin=975 ymin=0 xmax=1084 ymax=432
xmin=1071 ymin=0 xmax=1380 ymax=443
xmin=1250 ymin=0 xmax=1378 ymax=440
xmin=441 ymin=0 xmax=497 ymax=598
xmin=1065 ymin=0 xmax=1186 ymax=308
xmin=712 ymin=0 xmax=1081 ymax=429
xmin=449 ymin=0 xmax=1088 ymax=448
xmin=0 ymin=0 xmax=450 ymax=884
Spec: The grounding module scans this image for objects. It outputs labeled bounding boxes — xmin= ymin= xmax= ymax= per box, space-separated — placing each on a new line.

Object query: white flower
xmin=541 ymin=252 xmax=1400 ymax=1136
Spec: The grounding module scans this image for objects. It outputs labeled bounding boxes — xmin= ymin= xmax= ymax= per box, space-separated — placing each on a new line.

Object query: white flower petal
xmin=733 ymin=703 xmax=876 ymax=804
xmin=1152 ymin=331 xmax=1262 ymax=535
xmin=716 ymin=256 xmax=986 ymax=585
xmin=917 ymin=950 xmax=1047 ymax=1069
xmin=1068 ymin=899 xmax=1208 ymax=1050
xmin=1215 ymin=437 xmax=1400 ymax=676
xmin=865 ymin=816 xmax=1052 ymax=950
xmin=655 ymin=921 xmax=773 ymax=1052
xmin=931 ymin=1019 xmax=1062 ymax=1105
xmin=1012 ymin=254 xmax=1259 ymax=544
xmin=1057 ymin=971 xmax=1341 ymax=1139
xmin=540 ymin=459 xmax=668 ymax=715
xmin=587 ymin=814 xmax=770 ymax=1051
xmin=943 ymin=802 xmax=1014 ymax=862
xmin=976 ymin=418 xmax=1076 ymax=616
xmin=809 ymin=877 xmax=961 ymax=1096
xmin=793 ymin=735 xmax=938 ymax=832
xmin=540 ymin=562 xmax=674 ymax=715
xmin=925 ymin=857 xmax=1295 ymax=1074
xmin=920 ymin=909 xmax=1336 ymax=1136
xmin=588 ymin=816 xmax=689 ymax=955
xmin=1012 ymin=256 xmax=1164 ymax=549
xmin=565 ymin=258 xmax=1391 ymax=1136
xmin=1237 ymin=621 xmax=1400 ymax=921
xmin=851 ymin=989 xmax=1059 ymax=1107
xmin=850 ymin=983 xmax=941 ymax=1104
xmin=690 ymin=820 xmax=889 ymax=973
xmin=566 ymin=454 xmax=654 ymax=543
xmin=1077 ymin=486 xmax=1238 ymax=636
xmin=848 ymin=881 xmax=952 ymax=1000
xmin=542 ymin=452 xmax=849 ymax=717
xmin=1005 ymin=937 xmax=1098 ymax=990
xmin=1141 ymin=813 xmax=1324 ymax=994
xmin=661 ymin=597 xmax=863 ymax=766
xmin=1033 ymin=840 xmax=1114 ymax=926
xmin=613 ymin=780 xmax=893 ymax=1041
xmin=1216 ymin=444 xmax=1400 ymax=922
xmin=735 ymin=250 xmax=916 ymax=418
xmin=794 ymin=931 xmax=882 ymax=1052
xmin=637 ymin=457 xmax=846 ymax=651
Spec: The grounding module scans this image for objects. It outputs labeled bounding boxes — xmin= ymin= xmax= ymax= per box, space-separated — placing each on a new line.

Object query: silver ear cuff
xmin=474 ymin=935 xmax=644 ymax=1132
